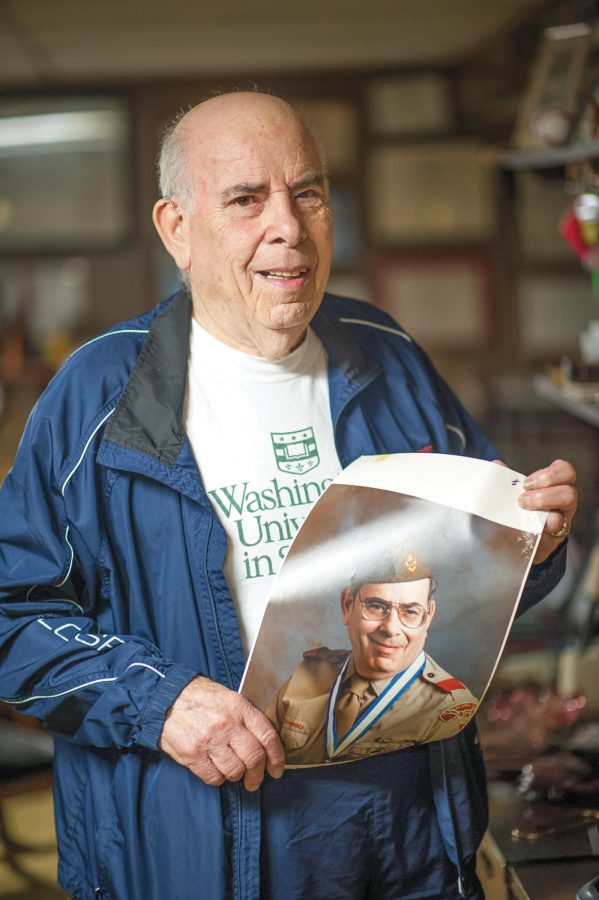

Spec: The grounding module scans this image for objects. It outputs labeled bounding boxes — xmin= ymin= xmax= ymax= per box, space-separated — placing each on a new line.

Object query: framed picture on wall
xmin=0 ymin=96 xmax=133 ymax=252
xmin=512 ymin=23 xmax=592 ymax=150
xmin=367 ymin=142 xmax=496 ymax=244
xmin=518 ymin=274 xmax=597 ymax=357
xmin=372 ymin=251 xmax=492 ymax=351
xmin=365 ymin=73 xmax=454 ymax=137
xmin=294 ymin=99 xmax=359 ymax=177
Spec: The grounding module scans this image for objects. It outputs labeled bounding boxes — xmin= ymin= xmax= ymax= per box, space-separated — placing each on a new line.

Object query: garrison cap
xmin=350 ymin=543 xmax=433 ymax=589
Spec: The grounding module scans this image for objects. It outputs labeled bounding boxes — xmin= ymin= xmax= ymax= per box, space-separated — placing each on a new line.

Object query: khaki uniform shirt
xmin=265 ymin=648 xmax=479 ymax=767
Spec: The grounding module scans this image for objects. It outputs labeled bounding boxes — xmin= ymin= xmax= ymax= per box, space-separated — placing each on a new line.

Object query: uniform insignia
xmin=282 ymin=717 xmax=306 ymax=734
xmin=439 ymin=702 xmax=477 ymax=723
xmin=436 ymin=676 xmax=466 ymax=692
xmin=303 ymin=647 xmax=347 ymax=665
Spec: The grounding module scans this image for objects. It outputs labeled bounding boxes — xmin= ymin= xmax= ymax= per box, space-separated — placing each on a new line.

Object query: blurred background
xmin=2 ymin=1 xmax=599 ymax=897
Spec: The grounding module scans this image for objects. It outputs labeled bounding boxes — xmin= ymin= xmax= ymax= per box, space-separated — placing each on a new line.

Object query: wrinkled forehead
xmin=358 ymin=578 xmax=432 ymax=604
xmin=181 ymin=99 xmax=323 ymax=193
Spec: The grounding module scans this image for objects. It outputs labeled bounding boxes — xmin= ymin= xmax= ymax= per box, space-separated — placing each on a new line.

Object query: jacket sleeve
xmin=0 ymin=401 xmax=198 ymax=752
xmin=335 ymin=298 xmax=568 ymax=616
xmin=410 ymin=339 xmax=568 ymax=610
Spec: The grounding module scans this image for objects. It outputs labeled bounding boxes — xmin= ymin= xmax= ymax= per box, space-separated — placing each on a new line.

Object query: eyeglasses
xmin=358 ymin=593 xmax=430 ymax=629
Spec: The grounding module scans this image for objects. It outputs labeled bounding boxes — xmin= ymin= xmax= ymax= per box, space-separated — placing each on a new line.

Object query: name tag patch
xmin=283 ymin=717 xmax=306 ymax=734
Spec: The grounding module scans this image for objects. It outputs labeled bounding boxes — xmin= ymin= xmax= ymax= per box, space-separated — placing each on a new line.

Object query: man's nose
xmin=265 ymin=192 xmax=306 ymax=246
xmin=379 ymin=607 xmax=408 ymax=638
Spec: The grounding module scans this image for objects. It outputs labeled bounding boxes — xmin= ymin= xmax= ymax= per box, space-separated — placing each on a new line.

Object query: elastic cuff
xmin=519 ymin=540 xmax=568 ymax=616
xmin=137 ymin=664 xmax=200 ymax=749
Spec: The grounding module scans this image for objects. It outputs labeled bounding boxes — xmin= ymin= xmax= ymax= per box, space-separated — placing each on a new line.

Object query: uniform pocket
xmin=280 ymin=719 xmax=309 ymax=749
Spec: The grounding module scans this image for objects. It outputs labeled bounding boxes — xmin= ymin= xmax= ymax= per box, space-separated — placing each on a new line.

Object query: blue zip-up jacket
xmin=0 ymin=292 xmax=564 ymax=899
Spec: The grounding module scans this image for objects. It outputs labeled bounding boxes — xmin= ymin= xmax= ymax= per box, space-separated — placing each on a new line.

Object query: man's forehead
xmin=201 ymin=140 xmax=320 ymax=197
xmin=360 ymin=578 xmax=431 ymax=598
xmin=180 ymin=94 xmax=321 ymax=180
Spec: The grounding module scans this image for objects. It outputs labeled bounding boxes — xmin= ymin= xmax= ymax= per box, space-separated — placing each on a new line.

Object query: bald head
xmin=152 ymin=89 xmax=333 ymax=359
xmin=158 ymin=92 xmax=324 ymax=211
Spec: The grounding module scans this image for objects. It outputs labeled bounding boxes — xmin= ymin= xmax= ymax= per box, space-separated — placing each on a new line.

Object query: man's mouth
xmin=370 ymin=638 xmax=403 ymax=653
xmin=258 ymin=268 xmax=309 ymax=281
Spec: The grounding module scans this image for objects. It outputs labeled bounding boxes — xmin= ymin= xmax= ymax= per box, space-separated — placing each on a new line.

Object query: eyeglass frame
xmin=356 ymin=589 xmax=433 ymax=629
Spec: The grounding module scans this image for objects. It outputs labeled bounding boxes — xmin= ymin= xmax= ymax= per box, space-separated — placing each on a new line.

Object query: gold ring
xmin=549 ymin=515 xmax=570 ymax=539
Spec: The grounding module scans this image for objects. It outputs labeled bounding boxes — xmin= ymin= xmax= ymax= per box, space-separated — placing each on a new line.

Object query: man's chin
xmin=266 ymin=297 xmax=320 ymax=328
xmin=369 ymin=658 xmax=405 ymax=678
xmin=369 ymin=651 xmax=420 ymax=677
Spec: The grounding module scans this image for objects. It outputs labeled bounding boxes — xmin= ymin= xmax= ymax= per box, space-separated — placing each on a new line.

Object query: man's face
xmin=161 ymin=94 xmax=333 ymax=359
xmin=341 ymin=579 xmax=435 ymax=681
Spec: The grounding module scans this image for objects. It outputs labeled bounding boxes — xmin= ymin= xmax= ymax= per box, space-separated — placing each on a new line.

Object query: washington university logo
xmin=271 ymin=428 xmax=320 ymax=474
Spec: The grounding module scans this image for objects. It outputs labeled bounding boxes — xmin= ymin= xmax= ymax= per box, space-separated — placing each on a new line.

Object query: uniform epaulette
xmin=436 ymin=677 xmax=466 ymax=693
xmin=303 ymin=647 xmax=348 ymax=665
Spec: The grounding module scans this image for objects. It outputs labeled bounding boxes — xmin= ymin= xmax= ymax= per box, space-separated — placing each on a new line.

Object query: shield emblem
xmin=271 ymin=428 xmax=320 ymax=474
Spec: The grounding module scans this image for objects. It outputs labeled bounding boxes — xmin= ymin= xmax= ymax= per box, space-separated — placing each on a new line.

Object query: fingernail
xmin=518 ymin=495 xmax=530 ymax=508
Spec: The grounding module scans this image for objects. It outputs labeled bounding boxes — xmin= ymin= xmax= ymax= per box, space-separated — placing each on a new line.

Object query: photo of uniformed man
xmin=241 ymin=470 xmax=543 ymax=769
xmin=265 ymin=546 xmax=479 ymax=766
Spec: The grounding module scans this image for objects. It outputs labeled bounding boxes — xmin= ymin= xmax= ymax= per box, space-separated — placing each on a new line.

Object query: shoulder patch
xmin=303 ymin=647 xmax=348 ymax=665
xmin=436 ymin=677 xmax=466 ymax=693
xmin=303 ymin=647 xmax=327 ymax=658
xmin=439 ymin=702 xmax=477 ymax=723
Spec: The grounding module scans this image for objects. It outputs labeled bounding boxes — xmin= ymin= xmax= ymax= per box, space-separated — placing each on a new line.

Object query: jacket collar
xmin=103 ymin=291 xmax=191 ymax=465
xmin=102 ymin=291 xmax=380 ymax=466
xmin=312 ymin=301 xmax=380 ymax=389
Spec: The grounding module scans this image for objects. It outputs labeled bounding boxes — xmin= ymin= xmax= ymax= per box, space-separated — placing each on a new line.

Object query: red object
xmin=560 ymin=207 xmax=591 ymax=259
xmin=436 ymin=676 xmax=466 ymax=693
xmin=303 ymin=647 xmax=326 ymax=658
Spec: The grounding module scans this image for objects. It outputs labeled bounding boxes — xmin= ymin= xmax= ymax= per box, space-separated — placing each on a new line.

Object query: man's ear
xmin=426 ymin=598 xmax=436 ymax=627
xmin=152 ymin=198 xmax=191 ymax=271
xmin=340 ymin=587 xmax=354 ymax=624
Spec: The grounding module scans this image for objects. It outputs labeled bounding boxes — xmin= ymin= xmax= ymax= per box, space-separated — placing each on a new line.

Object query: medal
xmin=325 ymin=651 xmax=426 ymax=759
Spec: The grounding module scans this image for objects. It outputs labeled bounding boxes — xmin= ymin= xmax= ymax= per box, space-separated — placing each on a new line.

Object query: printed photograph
xmin=240 ymin=454 xmax=546 ymax=767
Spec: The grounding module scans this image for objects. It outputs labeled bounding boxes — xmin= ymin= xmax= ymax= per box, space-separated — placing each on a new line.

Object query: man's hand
xmin=517 ymin=459 xmax=578 ymax=564
xmin=159 ymin=676 xmax=285 ymax=791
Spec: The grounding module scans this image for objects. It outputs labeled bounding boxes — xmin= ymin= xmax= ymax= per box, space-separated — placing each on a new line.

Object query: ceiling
xmin=0 ymin=0 xmax=542 ymax=90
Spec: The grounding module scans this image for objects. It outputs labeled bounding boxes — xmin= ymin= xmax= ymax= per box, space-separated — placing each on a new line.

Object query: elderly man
xmin=0 ymin=92 xmax=577 ymax=899
xmin=267 ymin=552 xmax=479 ymax=766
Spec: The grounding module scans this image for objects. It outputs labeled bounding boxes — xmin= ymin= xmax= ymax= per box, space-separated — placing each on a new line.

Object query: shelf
xmin=501 ymin=140 xmax=599 ymax=171
xmin=533 ymin=374 xmax=599 ymax=428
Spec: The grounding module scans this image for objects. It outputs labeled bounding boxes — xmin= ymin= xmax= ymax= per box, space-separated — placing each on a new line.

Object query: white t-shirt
xmin=184 ymin=319 xmax=341 ymax=655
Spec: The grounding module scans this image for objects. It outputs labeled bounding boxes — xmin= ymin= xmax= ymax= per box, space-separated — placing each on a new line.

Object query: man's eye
xmin=365 ymin=601 xmax=388 ymax=613
xmin=295 ymin=189 xmax=320 ymax=204
xmin=402 ymin=607 xmax=423 ymax=620
xmin=233 ymin=195 xmax=255 ymax=208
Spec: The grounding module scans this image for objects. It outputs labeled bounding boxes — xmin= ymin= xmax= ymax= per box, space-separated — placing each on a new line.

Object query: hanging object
xmin=560 ymin=194 xmax=599 ymax=299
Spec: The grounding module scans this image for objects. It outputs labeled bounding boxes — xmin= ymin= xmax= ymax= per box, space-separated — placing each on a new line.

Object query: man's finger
xmin=188 ymin=757 xmax=227 ymax=787
xmin=228 ymin=733 xmax=268 ymax=791
xmin=227 ymin=731 xmax=269 ymax=791
xmin=518 ymin=484 xmax=578 ymax=513
xmin=242 ymin=705 xmax=286 ymax=778
xmin=209 ymin=745 xmax=247 ymax=783
xmin=543 ymin=511 xmax=571 ymax=537
xmin=522 ymin=459 xmax=577 ymax=490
